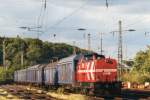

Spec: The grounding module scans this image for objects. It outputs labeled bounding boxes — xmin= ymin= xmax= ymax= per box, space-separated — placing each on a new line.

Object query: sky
xmin=0 ymin=0 xmax=150 ymax=60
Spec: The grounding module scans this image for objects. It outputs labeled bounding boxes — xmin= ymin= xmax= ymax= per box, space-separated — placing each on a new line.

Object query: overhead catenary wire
xmin=37 ymin=0 xmax=44 ymax=28
xmin=41 ymin=0 xmax=111 ymax=33
xmin=19 ymin=0 xmax=111 ymax=41
xmin=41 ymin=0 xmax=47 ymax=26
xmin=44 ymin=0 xmax=90 ymax=32
xmin=123 ymin=15 xmax=148 ymax=29
xmin=36 ymin=0 xmax=47 ymax=38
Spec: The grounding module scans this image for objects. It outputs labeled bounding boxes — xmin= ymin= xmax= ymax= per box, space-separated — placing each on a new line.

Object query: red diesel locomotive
xmin=76 ymin=53 xmax=121 ymax=95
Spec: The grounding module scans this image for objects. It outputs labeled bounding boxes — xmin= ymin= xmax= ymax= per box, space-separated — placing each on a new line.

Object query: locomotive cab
xmin=76 ymin=53 xmax=121 ymax=95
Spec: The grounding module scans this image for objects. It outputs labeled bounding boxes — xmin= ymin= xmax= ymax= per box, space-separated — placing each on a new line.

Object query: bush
xmin=139 ymin=75 xmax=150 ymax=84
xmin=122 ymin=69 xmax=150 ymax=84
xmin=0 ymin=67 xmax=14 ymax=84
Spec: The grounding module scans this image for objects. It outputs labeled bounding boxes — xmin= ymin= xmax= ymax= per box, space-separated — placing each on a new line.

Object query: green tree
xmin=0 ymin=49 xmax=2 ymax=65
xmin=133 ymin=51 xmax=148 ymax=70
xmin=0 ymin=36 xmax=89 ymax=83
xmin=123 ymin=47 xmax=150 ymax=83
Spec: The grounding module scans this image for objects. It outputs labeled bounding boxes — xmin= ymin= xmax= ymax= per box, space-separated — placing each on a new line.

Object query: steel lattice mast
xmin=118 ymin=20 xmax=123 ymax=80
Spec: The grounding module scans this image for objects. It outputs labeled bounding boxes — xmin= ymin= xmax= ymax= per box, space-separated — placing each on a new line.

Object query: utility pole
xmin=87 ymin=33 xmax=91 ymax=51
xmin=100 ymin=33 xmax=103 ymax=55
xmin=21 ymin=42 xmax=24 ymax=68
xmin=77 ymin=28 xmax=87 ymax=50
xmin=125 ymin=45 xmax=127 ymax=61
xmin=106 ymin=0 xmax=108 ymax=8
xmin=2 ymin=38 xmax=6 ymax=70
xmin=44 ymin=0 xmax=47 ymax=9
xmin=118 ymin=20 xmax=123 ymax=80
xmin=17 ymin=35 xmax=24 ymax=67
xmin=83 ymin=33 xmax=86 ymax=50
xmin=110 ymin=21 xmax=135 ymax=80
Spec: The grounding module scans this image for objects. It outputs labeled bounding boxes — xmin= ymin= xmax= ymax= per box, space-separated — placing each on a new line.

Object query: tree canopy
xmin=0 ymin=37 xmax=88 ymax=68
xmin=0 ymin=37 xmax=88 ymax=82
xmin=122 ymin=47 xmax=150 ymax=83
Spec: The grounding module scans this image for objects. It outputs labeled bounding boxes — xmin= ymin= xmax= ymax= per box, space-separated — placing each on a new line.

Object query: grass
xmin=47 ymin=92 xmax=87 ymax=100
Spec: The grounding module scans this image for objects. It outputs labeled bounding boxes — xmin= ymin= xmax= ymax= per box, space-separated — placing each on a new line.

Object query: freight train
xmin=14 ymin=53 xmax=121 ymax=95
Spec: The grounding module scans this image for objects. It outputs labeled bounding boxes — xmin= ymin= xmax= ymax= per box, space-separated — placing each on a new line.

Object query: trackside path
xmin=0 ymin=85 xmax=96 ymax=100
xmin=0 ymin=85 xmax=150 ymax=100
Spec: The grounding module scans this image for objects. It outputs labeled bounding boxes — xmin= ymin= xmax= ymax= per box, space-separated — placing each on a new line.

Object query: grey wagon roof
xmin=57 ymin=54 xmax=77 ymax=64
xmin=27 ymin=64 xmax=47 ymax=69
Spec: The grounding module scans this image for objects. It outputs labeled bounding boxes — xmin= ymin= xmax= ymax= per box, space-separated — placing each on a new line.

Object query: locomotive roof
xmin=74 ymin=53 xmax=105 ymax=60
xmin=83 ymin=53 xmax=105 ymax=58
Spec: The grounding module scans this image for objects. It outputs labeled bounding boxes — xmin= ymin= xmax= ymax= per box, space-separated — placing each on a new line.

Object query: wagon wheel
xmin=74 ymin=88 xmax=80 ymax=94
xmin=57 ymin=87 xmax=64 ymax=94
xmin=104 ymin=90 xmax=110 ymax=96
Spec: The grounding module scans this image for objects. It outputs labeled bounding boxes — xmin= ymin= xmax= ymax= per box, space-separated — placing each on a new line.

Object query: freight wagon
xmin=14 ymin=69 xmax=26 ymax=83
xmin=44 ymin=63 xmax=58 ymax=85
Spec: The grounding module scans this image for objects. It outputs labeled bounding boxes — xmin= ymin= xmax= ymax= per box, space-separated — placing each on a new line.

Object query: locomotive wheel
xmin=104 ymin=91 xmax=110 ymax=96
xmin=81 ymin=88 xmax=88 ymax=95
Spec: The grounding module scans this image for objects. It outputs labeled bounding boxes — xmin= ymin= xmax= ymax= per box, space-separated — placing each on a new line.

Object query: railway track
xmin=93 ymin=89 xmax=150 ymax=100
xmin=121 ymin=89 xmax=150 ymax=100
xmin=0 ymin=85 xmax=149 ymax=100
xmin=0 ymin=85 xmax=58 ymax=100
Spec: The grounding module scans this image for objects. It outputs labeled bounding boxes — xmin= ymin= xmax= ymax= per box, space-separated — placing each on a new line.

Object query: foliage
xmin=123 ymin=60 xmax=134 ymax=67
xmin=0 ymin=49 xmax=2 ymax=66
xmin=0 ymin=67 xmax=14 ymax=84
xmin=122 ymin=47 xmax=150 ymax=83
xmin=0 ymin=37 xmax=88 ymax=83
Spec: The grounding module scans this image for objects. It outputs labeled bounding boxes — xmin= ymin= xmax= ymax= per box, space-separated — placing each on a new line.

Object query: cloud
xmin=0 ymin=0 xmax=150 ymax=59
